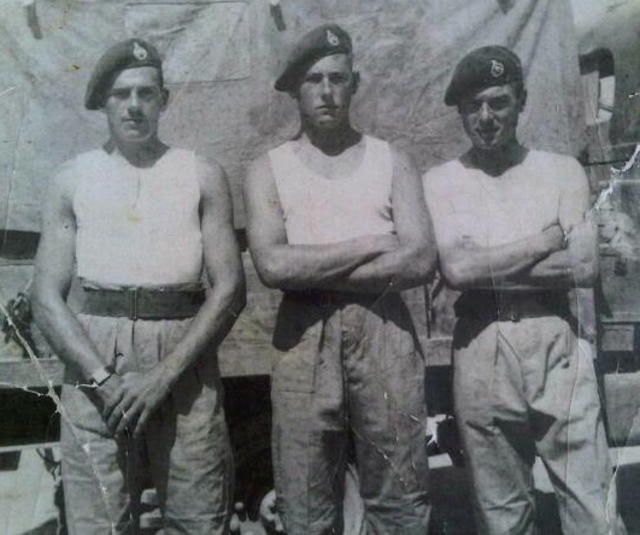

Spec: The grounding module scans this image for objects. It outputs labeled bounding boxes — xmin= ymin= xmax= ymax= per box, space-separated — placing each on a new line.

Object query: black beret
xmin=275 ymin=24 xmax=353 ymax=92
xmin=85 ymin=38 xmax=163 ymax=110
xmin=445 ymin=45 xmax=523 ymax=106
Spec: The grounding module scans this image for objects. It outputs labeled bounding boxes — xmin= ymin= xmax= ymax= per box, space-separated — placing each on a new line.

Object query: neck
xmin=106 ymin=136 xmax=168 ymax=168
xmin=466 ymin=140 xmax=528 ymax=176
xmin=300 ymin=119 xmax=361 ymax=156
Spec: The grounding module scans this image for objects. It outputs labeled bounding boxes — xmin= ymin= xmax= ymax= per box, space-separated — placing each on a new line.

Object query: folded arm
xmin=329 ymin=149 xmax=437 ymax=292
xmin=516 ymin=162 xmax=597 ymax=289
xmin=438 ymin=225 xmax=564 ymax=290
xmin=243 ymin=153 xmax=397 ymax=291
xmin=433 ymin=157 xmax=596 ymax=291
xmin=519 ymin=220 xmax=598 ymax=288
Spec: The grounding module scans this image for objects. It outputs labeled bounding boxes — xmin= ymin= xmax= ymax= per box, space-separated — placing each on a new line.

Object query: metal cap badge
xmin=275 ymin=24 xmax=353 ymax=92
xmin=85 ymin=38 xmax=163 ymax=110
xmin=444 ymin=45 xmax=523 ymax=106
xmin=132 ymin=41 xmax=148 ymax=61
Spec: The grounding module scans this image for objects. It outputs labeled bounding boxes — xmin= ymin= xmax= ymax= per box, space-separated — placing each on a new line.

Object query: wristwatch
xmin=88 ymin=366 xmax=113 ymax=388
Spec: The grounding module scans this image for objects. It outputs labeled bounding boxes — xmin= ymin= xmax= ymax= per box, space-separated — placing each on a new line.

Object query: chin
xmin=313 ymin=119 xmax=342 ymax=131
xmin=119 ymin=131 xmax=152 ymax=143
xmin=473 ymin=137 xmax=507 ymax=152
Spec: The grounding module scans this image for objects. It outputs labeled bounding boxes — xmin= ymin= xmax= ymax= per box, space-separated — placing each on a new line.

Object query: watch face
xmin=91 ymin=367 xmax=112 ymax=386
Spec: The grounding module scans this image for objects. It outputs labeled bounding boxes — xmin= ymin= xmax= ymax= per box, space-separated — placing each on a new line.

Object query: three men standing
xmin=424 ymin=46 xmax=623 ymax=534
xmin=244 ymin=24 xmax=435 ymax=535
xmin=30 ymin=26 xmax=623 ymax=535
xmin=32 ymin=39 xmax=245 ymax=534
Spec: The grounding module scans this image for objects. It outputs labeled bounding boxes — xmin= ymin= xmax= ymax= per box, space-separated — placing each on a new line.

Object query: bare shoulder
xmin=48 ymin=152 xmax=95 ymax=207
xmin=194 ymin=152 xmax=230 ymax=201
xmin=387 ymin=144 xmax=417 ymax=175
xmin=421 ymin=159 xmax=465 ymax=197
xmin=531 ymin=150 xmax=588 ymax=190
xmin=245 ymin=152 xmax=275 ymax=187
xmin=531 ymin=149 xmax=577 ymax=164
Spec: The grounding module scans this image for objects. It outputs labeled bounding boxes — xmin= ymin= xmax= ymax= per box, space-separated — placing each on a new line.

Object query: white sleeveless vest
xmin=268 ymin=136 xmax=395 ymax=245
xmin=73 ymin=148 xmax=203 ymax=286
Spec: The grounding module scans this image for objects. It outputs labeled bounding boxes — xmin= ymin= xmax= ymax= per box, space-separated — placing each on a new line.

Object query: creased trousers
xmin=453 ymin=315 xmax=624 ymax=535
xmin=271 ymin=292 xmax=431 ymax=535
xmin=60 ymin=314 xmax=233 ymax=535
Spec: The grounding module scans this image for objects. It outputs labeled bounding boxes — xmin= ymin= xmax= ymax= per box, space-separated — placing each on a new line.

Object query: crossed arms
xmin=31 ymin=155 xmax=245 ymax=437
xmin=433 ymin=159 xmax=597 ymax=291
xmin=243 ymin=147 xmax=437 ymax=293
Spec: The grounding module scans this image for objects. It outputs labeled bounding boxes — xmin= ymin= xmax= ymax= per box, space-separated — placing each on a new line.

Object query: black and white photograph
xmin=1 ymin=0 xmax=640 ymax=533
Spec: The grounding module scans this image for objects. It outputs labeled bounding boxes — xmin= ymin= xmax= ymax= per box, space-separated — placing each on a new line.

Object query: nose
xmin=478 ymin=102 xmax=493 ymax=123
xmin=127 ymin=90 xmax=141 ymax=113
xmin=320 ymin=77 xmax=333 ymax=100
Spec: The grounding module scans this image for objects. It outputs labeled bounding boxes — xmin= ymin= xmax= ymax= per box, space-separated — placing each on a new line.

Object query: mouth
xmin=476 ymin=128 xmax=499 ymax=141
xmin=121 ymin=117 xmax=145 ymax=129
xmin=316 ymin=105 xmax=338 ymax=114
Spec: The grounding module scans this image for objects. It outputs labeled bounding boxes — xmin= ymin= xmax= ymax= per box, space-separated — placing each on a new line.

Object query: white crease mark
xmin=0 ymin=382 xmax=48 ymax=397
xmin=0 ymin=299 xmax=117 ymax=525
xmin=0 ymin=86 xmax=17 ymax=99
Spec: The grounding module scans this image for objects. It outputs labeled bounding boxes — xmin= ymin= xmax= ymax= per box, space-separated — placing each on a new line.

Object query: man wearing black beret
xmin=423 ymin=46 xmax=625 ymax=534
xmin=32 ymin=38 xmax=244 ymax=534
xmin=244 ymin=23 xmax=435 ymax=535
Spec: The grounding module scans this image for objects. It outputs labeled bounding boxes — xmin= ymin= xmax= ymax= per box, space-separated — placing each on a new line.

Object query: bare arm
xmin=31 ymin=165 xmax=106 ymax=380
xmin=437 ymin=226 xmax=564 ymax=291
xmin=243 ymin=153 xmax=396 ymax=290
xmin=154 ymin=156 xmax=246 ymax=380
xmin=518 ymin=163 xmax=598 ymax=288
xmin=329 ymin=149 xmax=437 ymax=292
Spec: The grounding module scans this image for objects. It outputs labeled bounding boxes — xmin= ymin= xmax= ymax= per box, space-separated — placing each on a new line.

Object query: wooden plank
xmin=0 ymin=359 xmax=63 ymax=389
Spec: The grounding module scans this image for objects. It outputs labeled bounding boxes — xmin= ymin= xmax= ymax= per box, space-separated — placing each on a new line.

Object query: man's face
xmin=103 ymin=66 xmax=167 ymax=144
xmin=459 ymin=83 xmax=525 ymax=151
xmin=294 ymin=53 xmax=356 ymax=131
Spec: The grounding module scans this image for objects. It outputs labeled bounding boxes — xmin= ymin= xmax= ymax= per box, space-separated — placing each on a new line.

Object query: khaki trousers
xmin=453 ymin=315 xmax=624 ymax=535
xmin=271 ymin=293 xmax=431 ymax=535
xmin=60 ymin=314 xmax=233 ymax=535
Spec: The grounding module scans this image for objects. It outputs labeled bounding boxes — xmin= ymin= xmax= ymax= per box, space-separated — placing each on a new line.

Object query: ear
xmin=518 ymin=88 xmax=527 ymax=112
xmin=160 ymin=88 xmax=170 ymax=111
xmin=351 ymin=71 xmax=360 ymax=94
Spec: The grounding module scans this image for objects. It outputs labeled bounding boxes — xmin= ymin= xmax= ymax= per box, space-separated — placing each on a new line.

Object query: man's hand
xmin=91 ymin=373 xmax=125 ymax=424
xmin=98 ymin=364 xmax=176 ymax=438
xmin=567 ymin=220 xmax=597 ymax=261
xmin=540 ymin=223 xmax=566 ymax=254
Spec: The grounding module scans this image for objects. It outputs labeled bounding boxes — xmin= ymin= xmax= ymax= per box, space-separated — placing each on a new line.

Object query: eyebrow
xmin=111 ymin=84 xmax=160 ymax=90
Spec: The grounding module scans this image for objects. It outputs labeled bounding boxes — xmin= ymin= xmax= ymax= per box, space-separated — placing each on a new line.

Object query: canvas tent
xmin=0 ymin=0 xmax=585 ymax=369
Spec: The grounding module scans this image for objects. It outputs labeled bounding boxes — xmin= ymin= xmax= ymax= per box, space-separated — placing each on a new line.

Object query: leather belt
xmin=283 ymin=290 xmax=381 ymax=307
xmin=454 ymin=290 xmax=570 ymax=323
xmin=81 ymin=287 xmax=205 ymax=320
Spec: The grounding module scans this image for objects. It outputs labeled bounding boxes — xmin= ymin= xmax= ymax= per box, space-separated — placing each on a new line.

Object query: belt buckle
xmin=128 ymin=287 xmax=139 ymax=321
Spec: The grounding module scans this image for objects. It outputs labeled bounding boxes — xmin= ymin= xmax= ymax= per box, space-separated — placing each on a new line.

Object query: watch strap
xmin=89 ymin=366 xmax=113 ymax=387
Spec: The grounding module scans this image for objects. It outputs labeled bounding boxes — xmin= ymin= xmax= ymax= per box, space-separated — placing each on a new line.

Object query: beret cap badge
xmin=274 ymin=24 xmax=352 ymax=92
xmin=444 ymin=46 xmax=523 ymax=106
xmin=132 ymin=41 xmax=148 ymax=61
xmin=326 ymin=29 xmax=340 ymax=47
xmin=490 ymin=59 xmax=505 ymax=78
xmin=85 ymin=38 xmax=163 ymax=110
